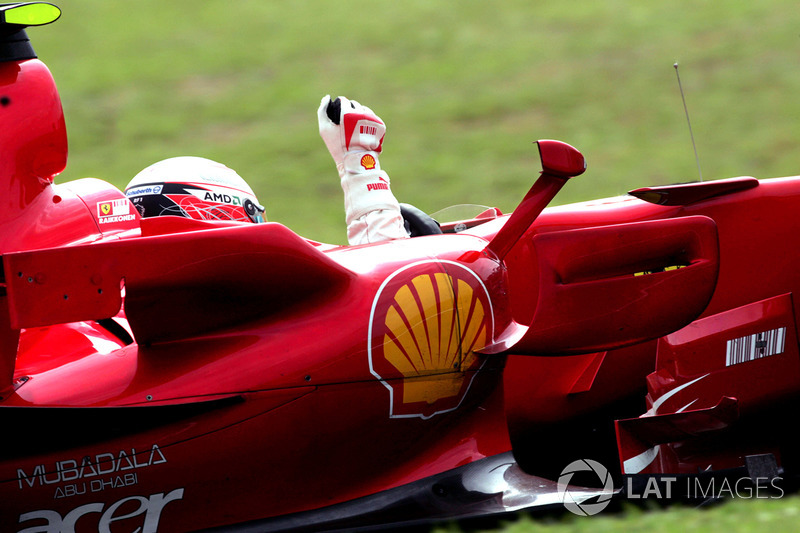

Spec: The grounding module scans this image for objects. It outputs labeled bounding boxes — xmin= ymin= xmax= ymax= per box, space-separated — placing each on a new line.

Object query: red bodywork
xmin=2 ymin=9 xmax=799 ymax=532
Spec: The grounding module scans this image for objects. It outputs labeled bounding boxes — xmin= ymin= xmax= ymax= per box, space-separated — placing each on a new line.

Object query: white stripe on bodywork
xmin=646 ymin=373 xmax=709 ymax=416
xmin=623 ymin=445 xmax=661 ymax=474
xmin=624 ymin=374 xmax=710 ymax=474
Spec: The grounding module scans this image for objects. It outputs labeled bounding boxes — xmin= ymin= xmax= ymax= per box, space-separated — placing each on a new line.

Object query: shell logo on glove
xmin=368 ymin=260 xmax=494 ymax=419
xmin=360 ymin=154 xmax=377 ymax=170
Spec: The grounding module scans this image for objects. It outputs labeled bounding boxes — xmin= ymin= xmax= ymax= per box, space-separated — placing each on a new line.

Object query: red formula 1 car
xmin=1 ymin=4 xmax=798 ymax=532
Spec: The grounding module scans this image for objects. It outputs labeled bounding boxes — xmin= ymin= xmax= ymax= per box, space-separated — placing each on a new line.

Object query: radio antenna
xmin=674 ymin=62 xmax=703 ymax=182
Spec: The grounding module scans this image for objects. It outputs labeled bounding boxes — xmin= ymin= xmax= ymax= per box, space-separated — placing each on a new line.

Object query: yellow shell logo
xmin=369 ymin=261 xmax=493 ymax=419
xmin=360 ymin=154 xmax=376 ymax=170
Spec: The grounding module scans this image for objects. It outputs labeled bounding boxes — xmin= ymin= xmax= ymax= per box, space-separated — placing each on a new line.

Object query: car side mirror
xmin=537 ymin=139 xmax=586 ymax=179
xmin=485 ymin=140 xmax=586 ymax=261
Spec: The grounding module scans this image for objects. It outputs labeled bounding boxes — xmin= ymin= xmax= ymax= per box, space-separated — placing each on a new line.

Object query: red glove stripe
xmin=343 ymin=113 xmax=385 ymax=151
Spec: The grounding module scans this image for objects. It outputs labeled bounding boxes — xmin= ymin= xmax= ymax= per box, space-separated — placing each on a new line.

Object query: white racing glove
xmin=318 ymin=95 xmax=408 ymax=245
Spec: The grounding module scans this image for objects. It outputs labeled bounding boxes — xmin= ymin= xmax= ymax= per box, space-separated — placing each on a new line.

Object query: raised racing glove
xmin=318 ymin=94 xmax=408 ymax=245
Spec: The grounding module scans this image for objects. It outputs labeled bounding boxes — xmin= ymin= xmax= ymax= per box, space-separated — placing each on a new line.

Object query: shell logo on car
xmin=368 ymin=260 xmax=493 ymax=419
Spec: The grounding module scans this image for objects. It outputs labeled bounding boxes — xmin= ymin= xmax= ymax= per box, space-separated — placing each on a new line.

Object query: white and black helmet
xmin=125 ymin=157 xmax=266 ymax=223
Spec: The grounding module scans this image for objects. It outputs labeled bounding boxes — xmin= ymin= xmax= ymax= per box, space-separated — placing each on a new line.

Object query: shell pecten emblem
xmin=369 ymin=260 xmax=494 ymax=419
xmin=360 ymin=154 xmax=377 ymax=170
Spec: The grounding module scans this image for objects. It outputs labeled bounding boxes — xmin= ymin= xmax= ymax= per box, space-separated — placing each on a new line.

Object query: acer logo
xmin=17 ymin=488 xmax=184 ymax=533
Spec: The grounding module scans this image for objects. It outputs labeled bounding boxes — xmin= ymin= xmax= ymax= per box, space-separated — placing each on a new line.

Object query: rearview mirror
xmin=536 ymin=139 xmax=587 ymax=179
xmin=485 ymin=140 xmax=586 ymax=261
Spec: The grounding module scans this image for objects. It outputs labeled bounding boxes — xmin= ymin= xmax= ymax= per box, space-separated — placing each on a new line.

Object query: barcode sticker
xmin=725 ymin=327 xmax=786 ymax=367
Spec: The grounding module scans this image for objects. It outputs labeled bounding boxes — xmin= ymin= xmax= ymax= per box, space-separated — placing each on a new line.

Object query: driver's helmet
xmin=124 ymin=156 xmax=266 ymax=223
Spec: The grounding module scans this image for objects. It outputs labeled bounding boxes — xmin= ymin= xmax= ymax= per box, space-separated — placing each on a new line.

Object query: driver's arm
xmin=318 ymin=95 xmax=409 ymax=245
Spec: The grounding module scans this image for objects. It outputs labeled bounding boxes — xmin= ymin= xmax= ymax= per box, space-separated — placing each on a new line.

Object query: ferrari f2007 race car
xmin=1 ymin=3 xmax=799 ymax=532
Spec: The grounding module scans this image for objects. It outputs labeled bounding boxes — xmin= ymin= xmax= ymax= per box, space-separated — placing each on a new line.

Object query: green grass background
xmin=34 ymin=0 xmax=800 ymax=244
xmin=26 ymin=1 xmax=800 ymax=530
xmin=433 ymin=496 xmax=800 ymax=533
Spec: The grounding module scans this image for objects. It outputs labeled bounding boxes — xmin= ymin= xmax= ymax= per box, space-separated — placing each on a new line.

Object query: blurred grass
xmin=432 ymin=495 xmax=800 ymax=533
xmin=33 ymin=0 xmax=800 ymax=244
